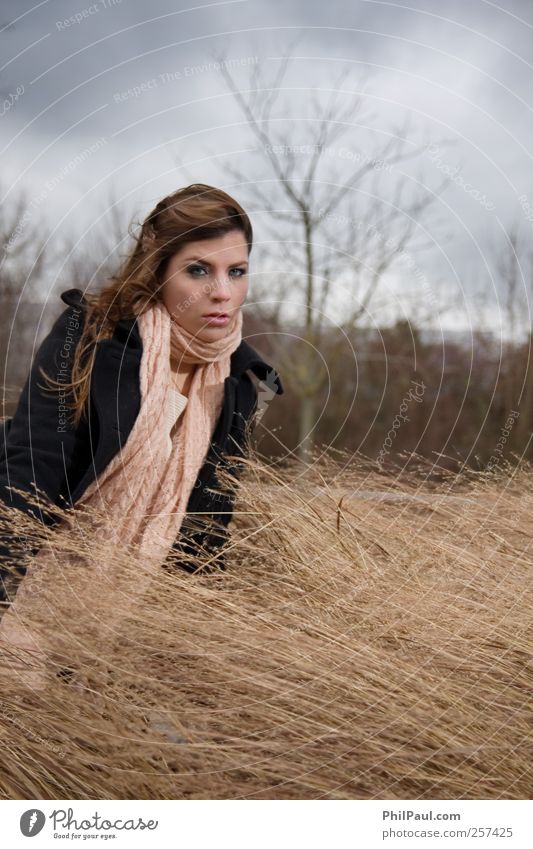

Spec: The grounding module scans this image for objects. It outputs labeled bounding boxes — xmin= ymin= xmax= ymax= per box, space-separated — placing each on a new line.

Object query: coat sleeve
xmin=0 ymin=304 xmax=85 ymax=602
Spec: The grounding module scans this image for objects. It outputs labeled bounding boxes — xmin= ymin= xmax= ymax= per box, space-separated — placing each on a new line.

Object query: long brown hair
xmin=40 ymin=184 xmax=253 ymax=427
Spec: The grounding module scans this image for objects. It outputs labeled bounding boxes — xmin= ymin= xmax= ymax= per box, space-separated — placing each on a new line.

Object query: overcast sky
xmin=2 ymin=0 xmax=533 ymax=334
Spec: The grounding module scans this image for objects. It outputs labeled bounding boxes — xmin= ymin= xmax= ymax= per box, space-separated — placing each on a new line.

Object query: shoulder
xmin=31 ymin=290 xmax=88 ymax=370
xmin=59 ymin=287 xmax=88 ymax=309
xmin=45 ymin=288 xmax=87 ymax=336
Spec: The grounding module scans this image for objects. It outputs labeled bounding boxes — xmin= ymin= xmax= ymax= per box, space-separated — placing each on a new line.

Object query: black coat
xmin=0 ymin=287 xmax=284 ymax=597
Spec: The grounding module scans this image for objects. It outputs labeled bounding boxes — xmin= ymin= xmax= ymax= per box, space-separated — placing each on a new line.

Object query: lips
xmin=202 ymin=312 xmax=231 ymax=326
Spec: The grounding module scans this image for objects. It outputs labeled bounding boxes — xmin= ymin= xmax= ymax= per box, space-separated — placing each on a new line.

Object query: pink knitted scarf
xmin=75 ymin=297 xmax=243 ymax=565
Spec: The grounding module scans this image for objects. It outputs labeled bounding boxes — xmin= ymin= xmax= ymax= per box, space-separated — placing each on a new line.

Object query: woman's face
xmin=160 ymin=230 xmax=249 ymax=340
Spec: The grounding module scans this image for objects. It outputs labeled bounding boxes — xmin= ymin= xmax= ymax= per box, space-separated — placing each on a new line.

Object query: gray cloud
xmin=1 ymin=0 xmax=533 ymax=330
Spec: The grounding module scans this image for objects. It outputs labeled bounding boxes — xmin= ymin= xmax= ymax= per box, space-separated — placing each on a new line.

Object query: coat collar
xmin=60 ymin=287 xmax=284 ymax=394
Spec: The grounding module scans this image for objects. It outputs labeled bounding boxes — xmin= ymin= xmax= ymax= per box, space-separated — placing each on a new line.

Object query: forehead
xmin=176 ymin=230 xmax=248 ymax=262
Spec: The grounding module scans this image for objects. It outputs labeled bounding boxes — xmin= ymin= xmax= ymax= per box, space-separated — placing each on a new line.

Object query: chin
xmin=197 ymin=325 xmax=227 ymax=339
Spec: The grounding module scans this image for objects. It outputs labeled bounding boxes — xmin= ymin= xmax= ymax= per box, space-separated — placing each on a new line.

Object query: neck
xmin=170 ymin=361 xmax=195 ymax=375
xmin=170 ymin=361 xmax=196 ymax=395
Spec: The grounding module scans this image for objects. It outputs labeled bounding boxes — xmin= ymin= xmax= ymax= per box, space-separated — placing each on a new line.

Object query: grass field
xmin=0 ymin=450 xmax=531 ymax=799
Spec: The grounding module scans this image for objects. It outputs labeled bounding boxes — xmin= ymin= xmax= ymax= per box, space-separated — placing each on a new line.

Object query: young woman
xmin=0 ymin=183 xmax=284 ymax=683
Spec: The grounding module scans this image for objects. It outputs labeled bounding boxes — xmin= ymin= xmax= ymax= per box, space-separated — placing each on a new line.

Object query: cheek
xmin=235 ymin=280 xmax=249 ymax=303
xmin=164 ymin=274 xmax=196 ymax=307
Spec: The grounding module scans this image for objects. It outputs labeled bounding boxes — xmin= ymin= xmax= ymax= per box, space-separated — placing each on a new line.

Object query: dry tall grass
xmin=0 ymin=449 xmax=531 ymax=799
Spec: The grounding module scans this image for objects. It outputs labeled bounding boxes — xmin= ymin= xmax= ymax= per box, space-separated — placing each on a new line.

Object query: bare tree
xmin=0 ymin=182 xmax=50 ymax=413
xmin=201 ymin=48 xmax=453 ymax=459
xmin=490 ymin=221 xmax=533 ymax=448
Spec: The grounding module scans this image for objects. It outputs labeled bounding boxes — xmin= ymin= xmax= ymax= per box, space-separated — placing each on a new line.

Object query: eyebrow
xmin=184 ymin=257 xmax=248 ymax=266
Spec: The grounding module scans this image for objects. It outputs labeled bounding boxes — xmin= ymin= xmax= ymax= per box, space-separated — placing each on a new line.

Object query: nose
xmin=210 ymin=275 xmax=232 ymax=300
